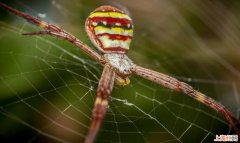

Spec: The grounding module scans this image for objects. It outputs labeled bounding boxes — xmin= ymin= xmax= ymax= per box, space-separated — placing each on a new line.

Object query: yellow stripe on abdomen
xmin=94 ymin=26 xmax=133 ymax=36
xmin=89 ymin=12 xmax=131 ymax=20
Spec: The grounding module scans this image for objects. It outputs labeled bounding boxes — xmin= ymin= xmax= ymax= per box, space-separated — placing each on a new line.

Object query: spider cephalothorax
xmin=85 ymin=5 xmax=133 ymax=54
xmin=0 ymin=3 xmax=239 ymax=143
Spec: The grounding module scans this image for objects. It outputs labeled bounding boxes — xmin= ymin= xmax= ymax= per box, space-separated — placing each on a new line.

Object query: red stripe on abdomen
xmin=89 ymin=17 xmax=131 ymax=28
xmin=97 ymin=33 xmax=132 ymax=41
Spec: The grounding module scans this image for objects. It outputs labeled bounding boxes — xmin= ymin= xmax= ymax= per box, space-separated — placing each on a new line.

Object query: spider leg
xmin=132 ymin=65 xmax=240 ymax=136
xmin=85 ymin=64 xmax=115 ymax=143
xmin=22 ymin=31 xmax=51 ymax=36
xmin=0 ymin=2 xmax=105 ymax=63
xmin=0 ymin=2 xmax=60 ymax=32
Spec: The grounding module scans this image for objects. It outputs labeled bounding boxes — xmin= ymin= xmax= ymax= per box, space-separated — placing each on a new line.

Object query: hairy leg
xmin=0 ymin=2 xmax=105 ymax=63
xmin=85 ymin=64 xmax=115 ymax=143
xmin=132 ymin=65 xmax=240 ymax=136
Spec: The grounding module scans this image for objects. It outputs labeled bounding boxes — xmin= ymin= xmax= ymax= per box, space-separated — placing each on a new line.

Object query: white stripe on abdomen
xmin=98 ymin=35 xmax=131 ymax=49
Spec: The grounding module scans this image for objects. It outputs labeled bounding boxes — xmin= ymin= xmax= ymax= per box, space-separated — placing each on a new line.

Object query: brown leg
xmin=132 ymin=65 xmax=240 ymax=136
xmin=85 ymin=64 xmax=115 ymax=143
xmin=0 ymin=2 xmax=105 ymax=63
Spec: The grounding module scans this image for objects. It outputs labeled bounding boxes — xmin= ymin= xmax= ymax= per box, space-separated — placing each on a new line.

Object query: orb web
xmin=0 ymin=0 xmax=239 ymax=143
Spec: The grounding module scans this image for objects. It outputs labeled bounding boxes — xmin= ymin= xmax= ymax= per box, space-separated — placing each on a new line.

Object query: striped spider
xmin=0 ymin=3 xmax=239 ymax=143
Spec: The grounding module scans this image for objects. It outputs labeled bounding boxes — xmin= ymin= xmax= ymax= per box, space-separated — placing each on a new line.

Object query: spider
xmin=0 ymin=2 xmax=239 ymax=143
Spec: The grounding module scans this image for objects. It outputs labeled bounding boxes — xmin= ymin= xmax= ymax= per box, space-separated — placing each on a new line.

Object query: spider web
xmin=0 ymin=0 xmax=240 ymax=143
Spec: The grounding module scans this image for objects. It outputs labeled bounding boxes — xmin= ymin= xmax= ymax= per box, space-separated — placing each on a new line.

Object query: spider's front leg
xmin=0 ymin=2 xmax=61 ymax=32
xmin=85 ymin=64 xmax=115 ymax=143
xmin=0 ymin=2 xmax=105 ymax=63
xmin=131 ymin=65 xmax=240 ymax=136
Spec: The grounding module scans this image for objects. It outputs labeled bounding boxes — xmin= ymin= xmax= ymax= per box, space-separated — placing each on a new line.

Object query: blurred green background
xmin=0 ymin=0 xmax=240 ymax=143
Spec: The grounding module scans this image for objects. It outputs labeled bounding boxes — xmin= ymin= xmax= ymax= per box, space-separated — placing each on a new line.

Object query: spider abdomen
xmin=85 ymin=6 xmax=133 ymax=54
